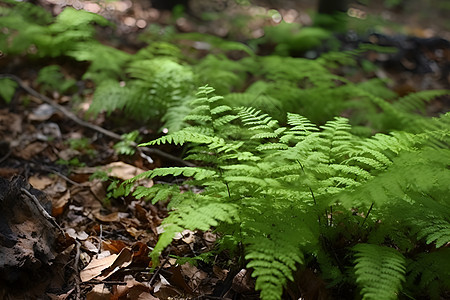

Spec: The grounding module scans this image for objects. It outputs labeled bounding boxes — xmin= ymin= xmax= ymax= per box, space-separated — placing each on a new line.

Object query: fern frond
xmin=175 ymin=32 xmax=254 ymax=56
xmin=353 ymin=244 xmax=406 ymax=300
xmin=406 ymin=248 xmax=450 ymax=299
xmin=393 ymin=90 xmax=449 ymax=113
xmin=416 ymin=218 xmax=450 ymax=248
xmin=151 ymin=194 xmax=239 ymax=263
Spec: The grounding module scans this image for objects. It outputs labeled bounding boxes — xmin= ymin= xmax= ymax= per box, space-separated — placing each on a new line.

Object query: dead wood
xmin=0 ymin=175 xmax=60 ymax=298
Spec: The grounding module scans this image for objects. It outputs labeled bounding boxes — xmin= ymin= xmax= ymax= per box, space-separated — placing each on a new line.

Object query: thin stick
xmin=21 ymin=187 xmax=65 ymax=235
xmin=40 ymin=165 xmax=82 ymax=186
xmin=148 ymin=257 xmax=169 ymax=287
xmin=296 ymin=160 xmax=321 ymax=225
xmin=0 ymin=74 xmax=195 ymax=167
xmin=361 ymin=202 xmax=374 ymax=227
xmin=80 ymin=280 xmax=127 ymax=286
xmin=74 ymin=241 xmax=81 ymax=300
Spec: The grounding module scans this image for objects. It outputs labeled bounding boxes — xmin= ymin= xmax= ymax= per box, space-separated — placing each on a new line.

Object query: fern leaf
xmin=406 ymin=248 xmax=450 ymax=298
xmin=353 ymin=244 xmax=406 ymax=300
xmin=416 ymin=218 xmax=450 ymax=248
xmin=393 ymin=90 xmax=450 ymax=113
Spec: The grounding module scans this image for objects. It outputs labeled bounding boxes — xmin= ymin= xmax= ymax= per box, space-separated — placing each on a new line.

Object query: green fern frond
xmin=69 ymin=42 xmax=131 ymax=83
xmin=89 ymin=80 xmax=131 ymax=116
xmin=151 ymin=194 xmax=239 ymax=263
xmin=141 ymin=131 xmax=214 ymax=146
xmin=353 ymin=244 xmax=406 ymax=300
xmin=175 ymin=32 xmax=254 ymax=56
xmin=133 ymin=185 xmax=179 ymax=204
xmin=393 ymin=90 xmax=449 ymax=113
xmin=416 ymin=218 xmax=450 ymax=248
xmin=0 ymin=78 xmax=18 ymax=103
xmin=406 ymin=248 xmax=450 ymax=299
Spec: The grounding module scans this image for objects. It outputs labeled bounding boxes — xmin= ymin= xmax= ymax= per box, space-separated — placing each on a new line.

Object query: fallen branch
xmin=21 ymin=187 xmax=64 ymax=235
xmin=0 ymin=74 xmax=195 ymax=167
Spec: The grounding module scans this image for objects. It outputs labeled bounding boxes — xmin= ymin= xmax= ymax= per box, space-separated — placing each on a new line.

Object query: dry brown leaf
xmin=58 ymin=148 xmax=80 ymax=161
xmin=44 ymin=177 xmax=67 ymax=196
xmin=102 ymin=161 xmax=146 ymax=180
xmin=0 ymin=110 xmax=22 ymax=134
xmin=96 ymin=247 xmax=133 ymax=281
xmin=213 ymin=265 xmax=229 ymax=281
xmin=102 ymin=240 xmax=128 ymax=254
xmin=89 ymin=179 xmax=107 ymax=202
xmin=83 ymin=240 xmax=99 ymax=253
xmin=113 ymin=278 xmax=157 ymax=300
xmin=180 ymin=263 xmax=207 ymax=290
xmin=232 ymin=269 xmax=255 ymax=294
xmin=29 ymin=175 xmax=53 ymax=189
xmin=16 ymin=142 xmax=47 ymax=160
xmin=169 ymin=265 xmax=194 ymax=294
xmin=94 ymin=211 xmax=120 ymax=222
xmin=80 ymin=254 xmax=119 ymax=282
xmin=52 ymin=190 xmax=70 ymax=217
xmin=85 ymin=284 xmax=111 ymax=300
xmin=65 ymin=228 xmax=89 ymax=241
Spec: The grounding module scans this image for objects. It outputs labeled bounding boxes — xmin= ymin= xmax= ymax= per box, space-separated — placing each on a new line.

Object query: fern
xmin=0 ymin=4 xmax=109 ymax=57
xmin=0 ymin=78 xmax=18 ymax=103
xmin=122 ymin=83 xmax=450 ymax=299
xmin=406 ymin=248 xmax=450 ymax=299
xmin=353 ymin=244 xmax=406 ymax=300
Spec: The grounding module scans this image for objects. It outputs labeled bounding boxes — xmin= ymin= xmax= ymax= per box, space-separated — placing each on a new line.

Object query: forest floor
xmin=0 ymin=0 xmax=449 ymax=299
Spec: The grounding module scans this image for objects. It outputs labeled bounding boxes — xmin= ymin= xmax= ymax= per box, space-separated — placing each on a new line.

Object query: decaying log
xmin=0 ymin=175 xmax=60 ymax=297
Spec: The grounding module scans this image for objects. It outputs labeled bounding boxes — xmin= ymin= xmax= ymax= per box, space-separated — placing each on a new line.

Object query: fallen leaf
xmin=65 ymin=228 xmax=89 ymax=241
xmin=83 ymin=240 xmax=99 ymax=253
xmin=102 ymin=161 xmax=146 ymax=180
xmin=96 ymin=247 xmax=133 ymax=281
xmin=113 ymin=277 xmax=157 ymax=300
xmin=28 ymin=103 xmax=56 ymax=121
xmin=29 ymin=175 xmax=53 ymax=189
xmin=180 ymin=263 xmax=207 ymax=291
xmin=94 ymin=211 xmax=121 ymax=222
xmin=52 ymin=190 xmax=70 ymax=217
xmin=80 ymin=254 xmax=119 ymax=282
xmin=232 ymin=269 xmax=255 ymax=294
xmin=213 ymin=265 xmax=229 ymax=281
xmin=86 ymin=284 xmax=111 ymax=300
xmin=102 ymin=240 xmax=128 ymax=254
xmin=16 ymin=142 xmax=47 ymax=160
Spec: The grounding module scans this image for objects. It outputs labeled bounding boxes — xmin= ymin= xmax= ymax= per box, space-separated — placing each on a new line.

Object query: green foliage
xmin=36 ymin=65 xmax=77 ymax=94
xmin=261 ymin=21 xmax=334 ymax=55
xmin=0 ymin=78 xmax=18 ymax=103
xmin=0 ymin=2 xmax=109 ymax=57
xmin=353 ymin=244 xmax=406 ymax=300
xmin=114 ymin=131 xmax=140 ymax=156
xmin=122 ymin=85 xmax=449 ymax=299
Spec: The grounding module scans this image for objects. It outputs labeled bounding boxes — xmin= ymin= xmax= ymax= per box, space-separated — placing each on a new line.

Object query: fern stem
xmin=361 ymin=202 xmax=374 ymax=227
xmin=296 ymin=160 xmax=321 ymax=226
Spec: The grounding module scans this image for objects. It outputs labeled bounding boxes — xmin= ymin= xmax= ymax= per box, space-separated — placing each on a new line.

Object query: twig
xmin=40 ymin=165 xmax=82 ymax=186
xmin=0 ymin=74 xmax=195 ymax=167
xmin=148 ymin=257 xmax=169 ymax=287
xmin=20 ymin=187 xmax=65 ymax=235
xmin=74 ymin=241 xmax=82 ymax=300
xmin=361 ymin=202 xmax=374 ymax=227
xmin=80 ymin=280 xmax=127 ymax=286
